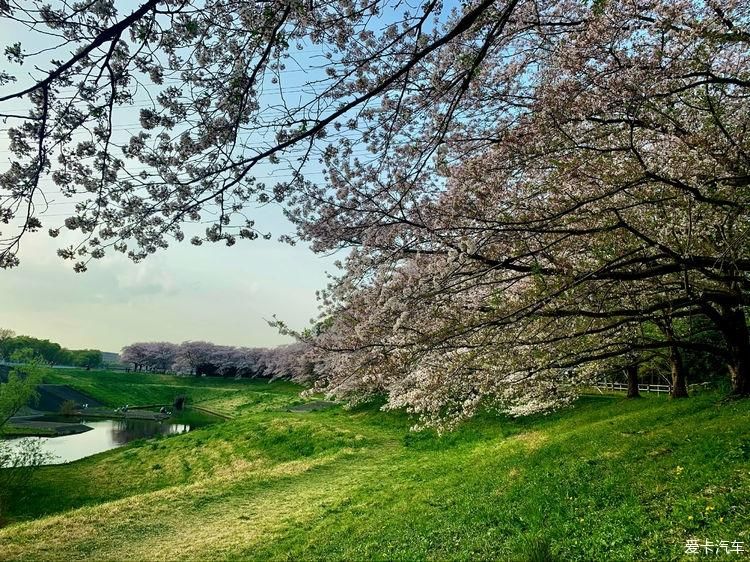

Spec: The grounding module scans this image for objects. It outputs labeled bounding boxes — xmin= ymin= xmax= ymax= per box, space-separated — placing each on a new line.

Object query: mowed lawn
xmin=0 ymin=370 xmax=748 ymax=561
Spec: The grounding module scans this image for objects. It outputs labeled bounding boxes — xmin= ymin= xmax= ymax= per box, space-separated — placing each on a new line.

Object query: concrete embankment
xmin=79 ymin=408 xmax=170 ymax=421
xmin=3 ymin=418 xmax=93 ymax=437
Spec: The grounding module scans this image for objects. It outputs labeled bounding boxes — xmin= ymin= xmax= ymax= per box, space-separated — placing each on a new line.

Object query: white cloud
xmin=115 ymin=261 xmax=178 ymax=298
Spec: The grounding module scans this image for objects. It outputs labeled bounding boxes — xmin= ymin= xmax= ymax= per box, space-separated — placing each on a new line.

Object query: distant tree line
xmin=0 ymin=329 xmax=102 ymax=368
xmin=120 ymin=341 xmax=311 ymax=380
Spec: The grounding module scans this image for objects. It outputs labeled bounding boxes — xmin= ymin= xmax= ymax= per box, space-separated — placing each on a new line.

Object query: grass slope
xmin=1 ymin=371 xmax=748 ymax=561
xmin=40 ymin=369 xmax=306 ymax=416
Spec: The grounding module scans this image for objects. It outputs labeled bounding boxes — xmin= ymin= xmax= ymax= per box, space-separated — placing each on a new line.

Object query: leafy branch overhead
xmin=0 ymin=0 xmax=509 ymax=270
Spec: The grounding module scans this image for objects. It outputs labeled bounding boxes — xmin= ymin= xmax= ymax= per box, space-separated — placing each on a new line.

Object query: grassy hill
xmin=39 ymin=368 xmax=306 ymax=416
xmin=0 ymin=371 xmax=748 ymax=560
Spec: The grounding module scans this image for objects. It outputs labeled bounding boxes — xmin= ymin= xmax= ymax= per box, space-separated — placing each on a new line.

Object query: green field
xmin=0 ymin=370 xmax=748 ymax=560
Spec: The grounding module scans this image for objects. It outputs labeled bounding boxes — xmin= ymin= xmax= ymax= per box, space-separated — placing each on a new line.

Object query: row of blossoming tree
xmin=1 ymin=0 xmax=748 ymax=429
xmin=120 ymin=341 xmax=311 ymax=380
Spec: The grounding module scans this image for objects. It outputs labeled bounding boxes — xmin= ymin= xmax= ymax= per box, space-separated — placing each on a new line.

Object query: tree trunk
xmin=626 ymin=363 xmax=640 ymax=398
xmin=669 ymin=344 xmax=688 ymax=398
xmin=728 ymin=359 xmax=750 ymax=396
xmin=719 ymin=303 xmax=750 ymax=396
xmin=660 ymin=319 xmax=689 ymax=398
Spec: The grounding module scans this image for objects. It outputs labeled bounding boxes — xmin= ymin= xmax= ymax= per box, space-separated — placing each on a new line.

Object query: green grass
xmin=41 ymin=368 xmax=306 ymax=415
xmin=0 ymin=427 xmax=57 ymax=437
xmin=0 ymin=370 xmax=748 ymax=561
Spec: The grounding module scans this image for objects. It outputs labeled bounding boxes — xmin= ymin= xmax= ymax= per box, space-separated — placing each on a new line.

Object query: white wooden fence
xmin=594 ymin=382 xmax=672 ymax=394
xmin=593 ymin=381 xmax=713 ymax=394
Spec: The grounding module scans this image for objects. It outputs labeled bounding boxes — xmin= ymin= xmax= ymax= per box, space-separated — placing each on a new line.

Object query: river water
xmin=2 ymin=417 xmax=191 ymax=465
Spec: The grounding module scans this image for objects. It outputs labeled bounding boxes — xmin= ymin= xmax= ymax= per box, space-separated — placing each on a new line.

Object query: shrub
xmin=59 ymin=400 xmax=77 ymax=416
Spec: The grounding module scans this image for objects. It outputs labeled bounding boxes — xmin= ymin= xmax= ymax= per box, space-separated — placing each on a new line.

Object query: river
xmin=2 ymin=417 xmax=192 ymax=465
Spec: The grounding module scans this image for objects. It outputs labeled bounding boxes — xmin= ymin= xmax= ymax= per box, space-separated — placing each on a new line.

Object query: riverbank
xmin=2 ymin=368 xmax=242 ymax=437
xmin=2 ymin=407 xmax=215 ymax=439
xmin=1 ymin=418 xmax=92 ymax=438
xmin=74 ymin=407 xmax=171 ymax=421
xmin=2 ymin=385 xmax=171 ymax=438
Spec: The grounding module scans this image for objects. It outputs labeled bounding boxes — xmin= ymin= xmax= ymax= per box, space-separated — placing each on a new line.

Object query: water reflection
xmin=2 ymin=418 xmax=191 ymax=466
xmin=109 ymin=418 xmax=189 ymax=442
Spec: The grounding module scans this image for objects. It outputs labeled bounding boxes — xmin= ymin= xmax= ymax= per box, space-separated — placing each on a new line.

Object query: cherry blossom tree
xmin=172 ymin=341 xmax=215 ymax=375
xmin=120 ymin=341 xmax=149 ymax=371
xmin=258 ymin=342 xmax=315 ymax=381
xmin=121 ymin=341 xmax=177 ymax=371
xmin=0 ymin=0 xmax=518 ymax=270
xmin=264 ymin=1 xmax=750 ymax=429
xmin=287 ymin=0 xmax=750 ymax=413
xmin=144 ymin=341 xmax=178 ymax=372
